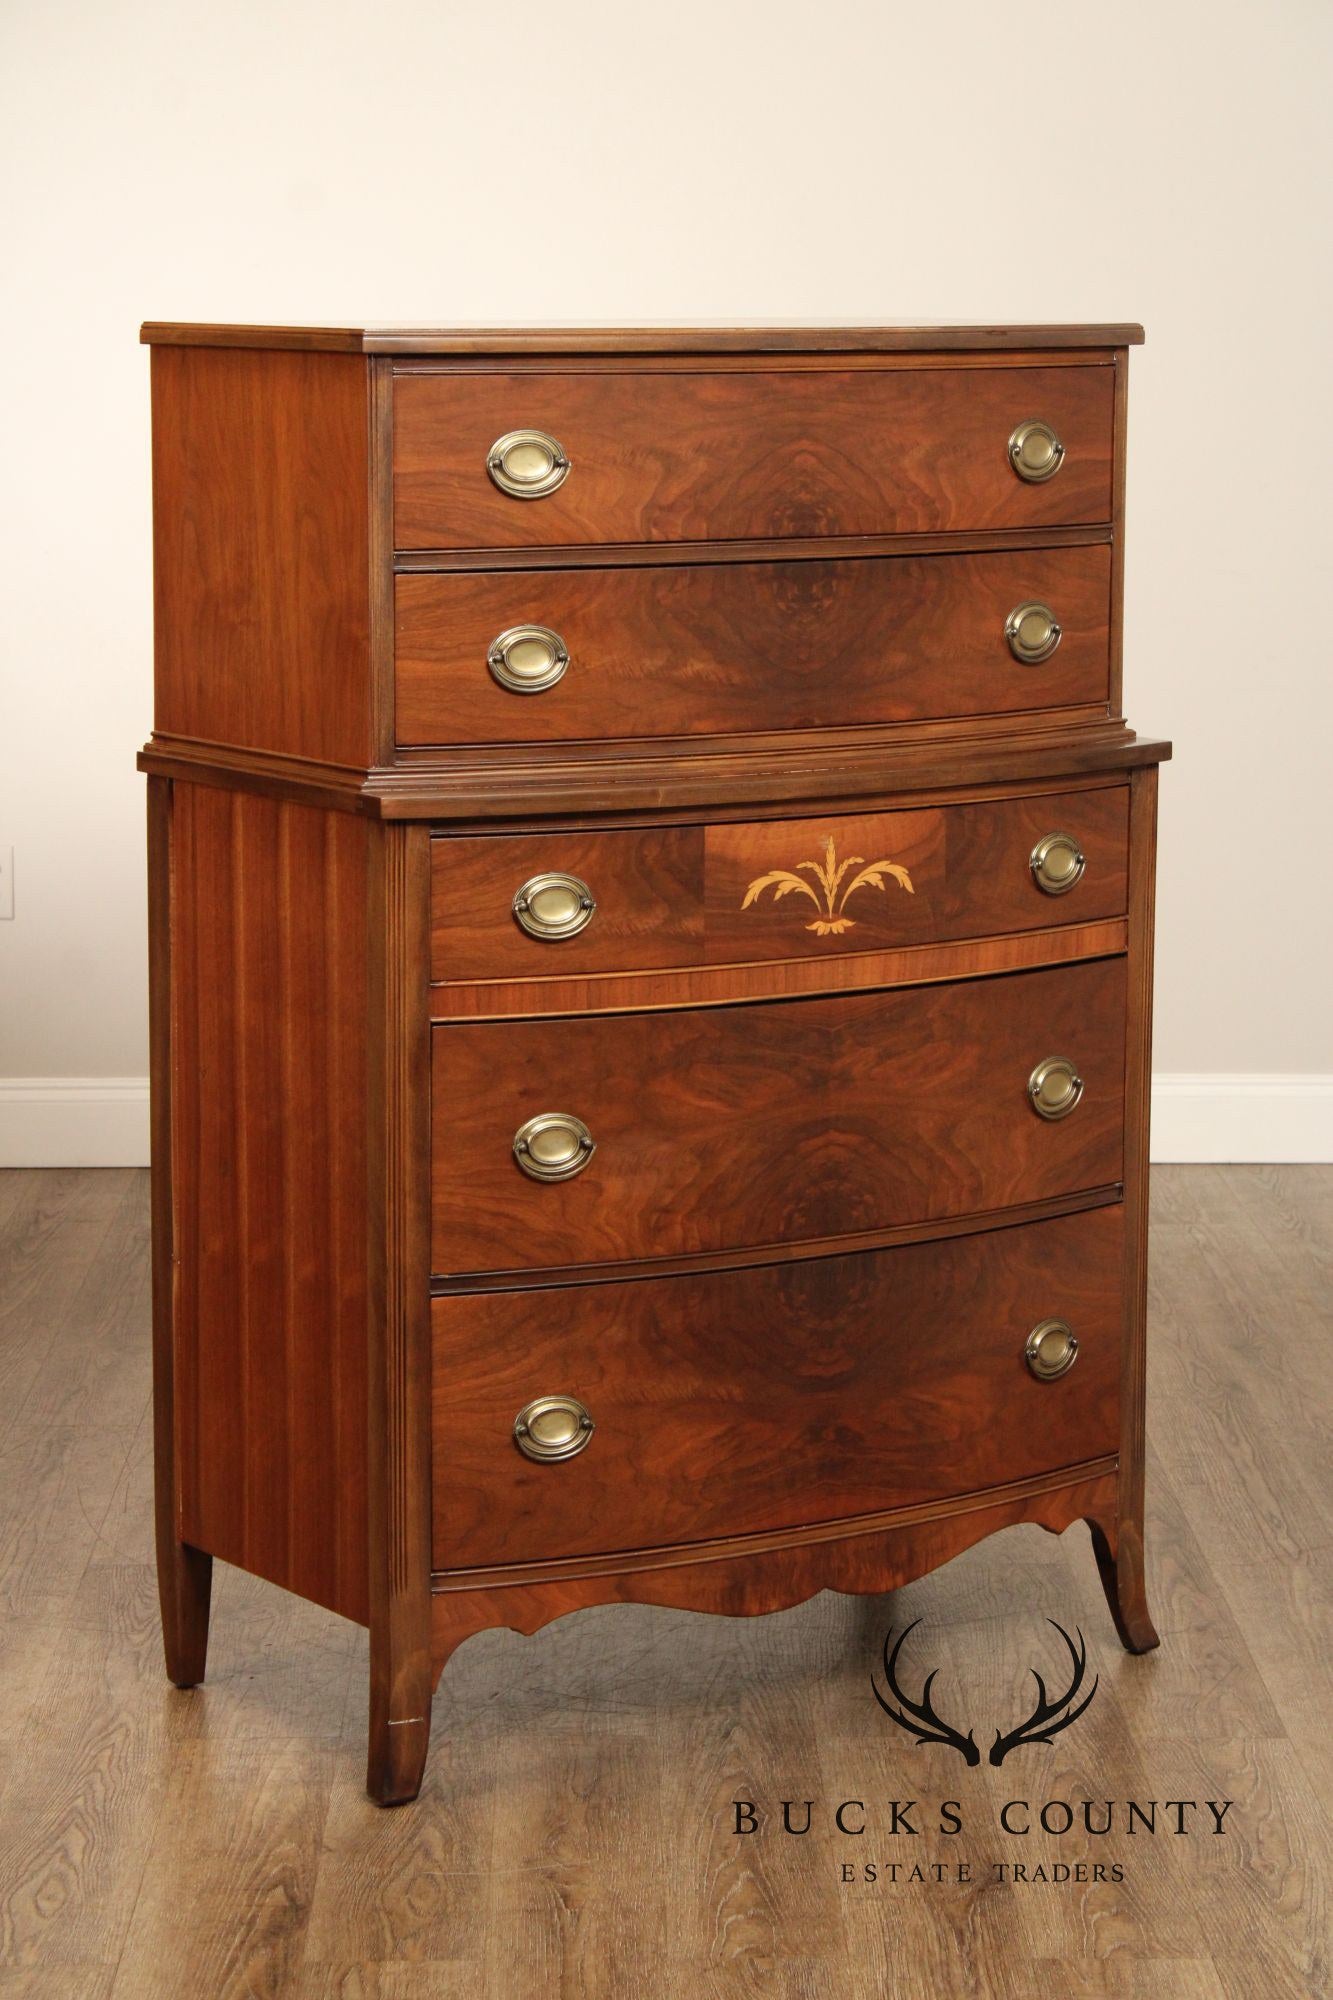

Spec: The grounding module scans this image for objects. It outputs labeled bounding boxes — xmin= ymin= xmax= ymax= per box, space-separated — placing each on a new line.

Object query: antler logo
xmin=988 ymin=1621 xmax=1098 ymax=1764
xmin=742 ymin=834 xmax=914 ymax=936
xmin=871 ymin=1622 xmax=980 ymax=1764
xmin=871 ymin=1619 xmax=1099 ymax=1766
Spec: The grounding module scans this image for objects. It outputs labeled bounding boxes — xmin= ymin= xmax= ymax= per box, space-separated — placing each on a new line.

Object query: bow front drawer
xmin=431 ymin=1203 xmax=1123 ymax=1569
xmin=430 ymin=785 xmax=1128 ymax=988
xmin=395 ymin=544 xmax=1111 ymax=747
xmin=393 ymin=364 xmax=1115 ymax=550
xmin=430 ymin=956 xmax=1126 ymax=1276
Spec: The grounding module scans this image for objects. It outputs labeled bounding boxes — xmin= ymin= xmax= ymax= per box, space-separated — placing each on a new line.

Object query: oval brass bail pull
xmin=1027 ymin=1056 xmax=1084 ymax=1121
xmin=1005 ymin=601 xmax=1063 ymax=664
xmin=1007 ymin=419 xmax=1066 ymax=484
xmin=512 ymin=1112 xmax=596 ymax=1181
xmin=512 ymin=873 xmax=596 ymax=941
xmin=1025 ymin=1319 xmax=1079 ymax=1381
xmin=488 ymin=624 xmax=569 ymax=694
xmin=513 ymin=1395 xmax=595 ymax=1462
xmin=486 ymin=428 xmax=571 ymax=499
xmin=1029 ymin=832 xmax=1086 ymax=897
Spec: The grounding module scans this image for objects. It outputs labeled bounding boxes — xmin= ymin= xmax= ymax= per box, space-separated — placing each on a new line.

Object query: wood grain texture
xmin=365 ymin=823 xmax=434 ymax=1806
xmin=149 ymin=346 xmax=373 ymax=766
xmin=429 ymin=1466 xmax=1121 ymax=1657
xmin=141 ymin=319 xmax=1146 ymax=352
xmin=430 ymin=1205 xmax=1124 ymax=1568
xmin=147 ymin=777 xmax=212 ymax=1688
xmin=432 ymin=1187 xmax=1123 ymax=1296
xmin=169 ymin=783 xmax=370 ymax=1623
xmin=367 ymin=357 xmax=398 ymax=768
xmin=1101 ymin=762 xmax=1162 ymax=1652
xmin=431 ymin=957 xmax=1127 ymax=1275
xmin=395 ymin=545 xmax=1112 ymax=746
xmin=138 ymin=722 xmax=1173 ymax=821
xmin=112 ymin=1740 xmax=331 ymax=1997
xmin=394 ymin=520 xmax=1112 ymax=573
xmin=435 ymin=1457 xmax=1125 ymax=1594
xmin=368 ymin=723 xmax=1172 ymax=821
xmin=432 ymin=821 xmax=700 ymax=979
xmin=393 ymin=366 xmax=1116 ymax=549
xmin=432 ymin=919 xmax=1130 ymax=1022
xmin=0 ymin=1172 xmax=145 ymax=1453
xmin=429 ymin=785 xmax=1129 ymax=984
xmin=1108 ymin=348 xmax=1131 ymax=717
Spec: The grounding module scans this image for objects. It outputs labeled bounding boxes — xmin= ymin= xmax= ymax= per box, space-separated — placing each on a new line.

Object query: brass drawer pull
xmin=513 ymin=1112 xmax=596 ymax=1181
xmin=487 ymin=623 xmax=569 ymax=694
xmin=1005 ymin=600 xmax=1062 ymax=663
xmin=1027 ymin=1056 xmax=1084 ymax=1121
xmin=1025 ymin=1319 xmax=1079 ymax=1381
xmin=513 ymin=1394 xmax=595 ymax=1462
xmin=1029 ymin=831 xmax=1086 ymax=897
xmin=486 ymin=428 xmax=571 ymax=500
xmin=1007 ymin=419 xmax=1065 ymax=484
xmin=513 ymin=873 xmax=596 ymax=941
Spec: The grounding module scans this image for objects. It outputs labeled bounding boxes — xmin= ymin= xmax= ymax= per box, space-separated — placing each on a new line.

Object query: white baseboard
xmin=1 ymin=1073 xmax=1330 ymax=1170
xmin=1150 ymin=1073 xmax=1333 ymax=1164
xmin=0 ymin=1077 xmax=151 ymax=1168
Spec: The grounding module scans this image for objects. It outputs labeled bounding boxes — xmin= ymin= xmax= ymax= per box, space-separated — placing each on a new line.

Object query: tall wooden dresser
xmin=140 ymin=321 xmax=1170 ymax=1803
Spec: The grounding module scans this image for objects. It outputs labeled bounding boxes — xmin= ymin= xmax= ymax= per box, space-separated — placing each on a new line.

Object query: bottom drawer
xmin=431 ymin=1203 xmax=1123 ymax=1570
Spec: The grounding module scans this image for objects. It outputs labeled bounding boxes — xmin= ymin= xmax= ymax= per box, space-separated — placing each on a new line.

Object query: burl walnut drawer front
xmin=395 ymin=545 xmax=1111 ymax=747
xmin=430 ymin=957 xmax=1126 ymax=1275
xmin=431 ymin=1203 xmax=1124 ymax=1568
xmin=430 ymin=787 xmax=1129 ymax=985
xmin=393 ymin=366 xmax=1115 ymax=550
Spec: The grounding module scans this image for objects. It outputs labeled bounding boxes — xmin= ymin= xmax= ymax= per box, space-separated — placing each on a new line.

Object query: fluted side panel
xmin=171 ymin=783 xmax=370 ymax=1623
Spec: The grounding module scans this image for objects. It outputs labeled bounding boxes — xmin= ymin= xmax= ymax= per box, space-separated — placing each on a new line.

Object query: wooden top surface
xmin=140 ymin=320 xmax=1145 ymax=356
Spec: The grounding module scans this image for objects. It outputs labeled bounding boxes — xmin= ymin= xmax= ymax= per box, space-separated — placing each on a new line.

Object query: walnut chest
xmin=139 ymin=320 xmax=1169 ymax=1802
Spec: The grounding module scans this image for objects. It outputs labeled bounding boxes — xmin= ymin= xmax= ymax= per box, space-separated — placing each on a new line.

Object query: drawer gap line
xmin=393 ymin=525 xmax=1115 ymax=574
xmin=430 ymin=1185 xmax=1125 ymax=1295
xmin=430 ymin=1456 xmax=1121 ymax=1591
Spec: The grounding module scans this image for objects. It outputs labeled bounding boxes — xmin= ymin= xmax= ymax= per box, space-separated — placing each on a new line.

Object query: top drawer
xmin=393 ymin=365 xmax=1116 ymax=551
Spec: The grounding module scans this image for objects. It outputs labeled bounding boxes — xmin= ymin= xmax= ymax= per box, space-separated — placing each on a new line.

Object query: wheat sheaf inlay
xmin=741 ymin=834 xmax=915 ymax=936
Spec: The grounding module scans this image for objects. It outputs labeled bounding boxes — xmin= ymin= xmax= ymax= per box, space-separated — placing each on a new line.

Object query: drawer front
xmin=431 ymin=957 xmax=1126 ymax=1274
xmin=394 ymin=366 xmax=1115 ymax=550
xmin=430 ymin=787 xmax=1129 ymax=985
xmin=431 ymin=1203 xmax=1124 ymax=1568
xmin=396 ymin=546 xmax=1111 ymax=747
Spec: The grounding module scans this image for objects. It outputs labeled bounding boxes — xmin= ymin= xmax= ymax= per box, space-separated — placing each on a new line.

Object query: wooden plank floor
xmin=0 ymin=1166 xmax=1328 ymax=1998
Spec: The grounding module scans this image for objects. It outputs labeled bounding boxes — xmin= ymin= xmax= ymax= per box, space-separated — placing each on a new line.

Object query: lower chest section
xmin=428 ymin=778 xmax=1136 ymax=1579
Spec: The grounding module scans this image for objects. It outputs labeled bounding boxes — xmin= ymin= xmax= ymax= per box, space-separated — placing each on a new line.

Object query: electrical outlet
xmin=0 ymin=847 xmax=13 ymax=920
